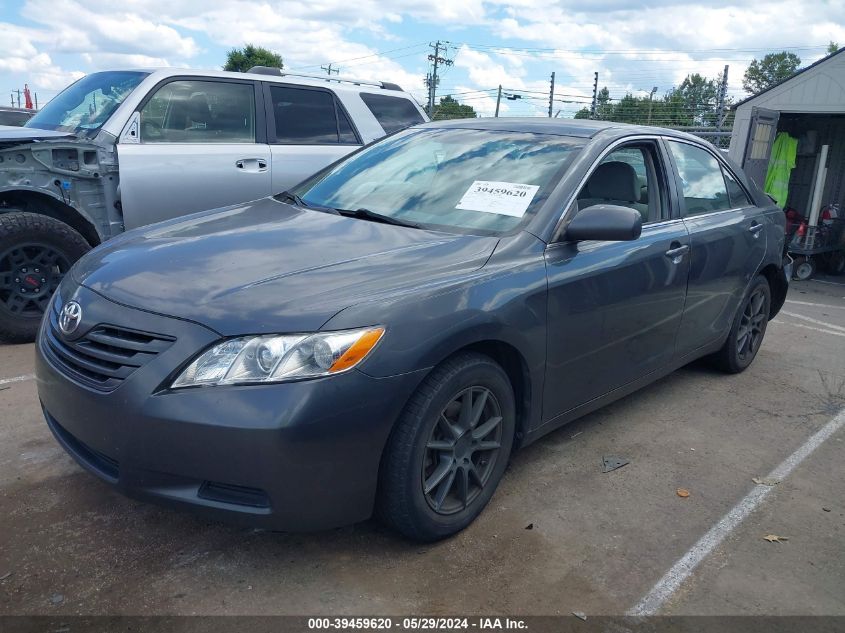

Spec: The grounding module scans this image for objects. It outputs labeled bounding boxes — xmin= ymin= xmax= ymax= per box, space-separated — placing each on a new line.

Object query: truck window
xmin=140 ymin=80 xmax=256 ymax=143
xmin=269 ymin=86 xmax=358 ymax=145
xmin=359 ymin=93 xmax=424 ymax=134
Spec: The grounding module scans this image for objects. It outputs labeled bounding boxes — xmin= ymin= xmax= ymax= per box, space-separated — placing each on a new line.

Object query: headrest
xmin=585 ymin=161 xmax=640 ymax=203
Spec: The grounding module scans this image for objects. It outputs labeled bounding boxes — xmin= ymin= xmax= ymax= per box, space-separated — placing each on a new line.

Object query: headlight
xmin=171 ymin=327 xmax=384 ymax=388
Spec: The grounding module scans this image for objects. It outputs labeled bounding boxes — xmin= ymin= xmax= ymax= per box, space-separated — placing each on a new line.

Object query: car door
xmin=264 ymin=83 xmax=362 ymax=193
xmin=542 ymin=139 xmax=690 ymax=421
xmin=664 ymin=139 xmax=767 ymax=357
xmin=117 ymin=77 xmax=271 ymax=230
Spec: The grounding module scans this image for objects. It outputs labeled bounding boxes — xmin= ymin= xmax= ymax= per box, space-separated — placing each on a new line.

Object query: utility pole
xmin=716 ymin=64 xmax=730 ymax=128
xmin=426 ymin=40 xmax=453 ymax=117
xmin=16 ymin=89 xmax=21 ymax=108
xmin=548 ymin=72 xmax=555 ymax=117
xmin=590 ymin=72 xmax=599 ymax=119
xmin=495 ymin=85 xmax=502 ymax=118
xmin=320 ymin=63 xmax=340 ymax=78
xmin=647 ymin=86 xmax=657 ymax=125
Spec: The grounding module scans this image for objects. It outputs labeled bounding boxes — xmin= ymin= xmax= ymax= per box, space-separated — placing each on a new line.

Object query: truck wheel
xmin=0 ymin=212 xmax=91 ymax=343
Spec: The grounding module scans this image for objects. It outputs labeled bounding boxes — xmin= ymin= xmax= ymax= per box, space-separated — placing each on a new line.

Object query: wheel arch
xmin=0 ymin=188 xmax=101 ymax=247
xmin=758 ymin=262 xmax=787 ymax=318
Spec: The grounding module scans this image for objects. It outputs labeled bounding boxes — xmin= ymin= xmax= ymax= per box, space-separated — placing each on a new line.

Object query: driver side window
xmin=139 ymin=80 xmax=256 ymax=144
xmin=576 ymin=144 xmax=662 ymax=224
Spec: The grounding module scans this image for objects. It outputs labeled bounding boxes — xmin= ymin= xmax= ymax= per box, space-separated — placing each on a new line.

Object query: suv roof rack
xmin=246 ymin=66 xmax=403 ymax=91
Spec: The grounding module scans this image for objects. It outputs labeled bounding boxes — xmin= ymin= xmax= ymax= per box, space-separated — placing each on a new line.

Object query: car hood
xmin=0 ymin=124 xmax=75 ymax=143
xmin=73 ymin=198 xmax=498 ymax=335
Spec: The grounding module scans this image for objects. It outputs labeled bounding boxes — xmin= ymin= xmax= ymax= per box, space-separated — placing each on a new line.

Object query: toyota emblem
xmin=58 ymin=301 xmax=83 ymax=335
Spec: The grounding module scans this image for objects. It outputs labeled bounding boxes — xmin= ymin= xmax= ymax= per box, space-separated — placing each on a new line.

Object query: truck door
xmin=117 ymin=77 xmax=271 ymax=230
xmin=741 ymin=107 xmax=779 ymax=190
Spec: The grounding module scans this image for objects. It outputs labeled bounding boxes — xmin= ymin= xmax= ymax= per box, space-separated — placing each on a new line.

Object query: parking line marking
xmin=771 ymin=320 xmax=845 ymax=338
xmin=628 ymin=407 xmax=845 ymax=616
xmin=0 ymin=374 xmax=35 ymax=386
xmin=785 ymin=299 xmax=845 ymax=310
xmin=781 ymin=310 xmax=845 ymax=333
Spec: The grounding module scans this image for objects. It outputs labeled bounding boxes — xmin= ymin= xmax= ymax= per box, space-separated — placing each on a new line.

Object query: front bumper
xmin=36 ymin=284 xmax=425 ymax=531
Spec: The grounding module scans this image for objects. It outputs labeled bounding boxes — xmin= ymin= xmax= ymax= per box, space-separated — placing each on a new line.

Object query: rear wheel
xmin=0 ymin=212 xmax=91 ymax=343
xmin=712 ymin=275 xmax=771 ymax=373
xmin=377 ymin=352 xmax=516 ymax=541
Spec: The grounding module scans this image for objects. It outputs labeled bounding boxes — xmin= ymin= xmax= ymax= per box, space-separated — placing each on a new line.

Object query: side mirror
xmin=565 ymin=204 xmax=643 ymax=242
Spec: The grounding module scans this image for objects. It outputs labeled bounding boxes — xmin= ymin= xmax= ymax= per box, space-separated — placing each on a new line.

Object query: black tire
xmin=377 ymin=352 xmax=516 ymax=541
xmin=0 ymin=212 xmax=91 ymax=343
xmin=711 ymin=275 xmax=771 ymax=374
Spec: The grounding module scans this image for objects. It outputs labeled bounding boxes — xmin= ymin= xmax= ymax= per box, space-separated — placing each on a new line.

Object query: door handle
xmin=749 ymin=222 xmax=764 ymax=237
xmin=665 ymin=243 xmax=689 ymax=263
xmin=235 ymin=158 xmax=269 ymax=173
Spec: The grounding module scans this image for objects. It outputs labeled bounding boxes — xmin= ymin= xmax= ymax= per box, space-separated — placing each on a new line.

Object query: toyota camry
xmin=36 ymin=119 xmax=789 ymax=541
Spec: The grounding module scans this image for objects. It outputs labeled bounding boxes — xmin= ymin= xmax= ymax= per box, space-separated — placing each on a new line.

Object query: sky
xmin=1 ymin=0 xmax=844 ymax=118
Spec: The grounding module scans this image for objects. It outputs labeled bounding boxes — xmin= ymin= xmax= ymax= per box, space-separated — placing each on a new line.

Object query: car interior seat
xmin=578 ymin=161 xmax=649 ymax=221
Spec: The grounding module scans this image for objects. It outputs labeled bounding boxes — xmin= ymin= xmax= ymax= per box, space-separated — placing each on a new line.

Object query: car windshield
xmin=26 ymin=71 xmax=148 ymax=136
xmin=294 ymin=128 xmax=585 ymax=235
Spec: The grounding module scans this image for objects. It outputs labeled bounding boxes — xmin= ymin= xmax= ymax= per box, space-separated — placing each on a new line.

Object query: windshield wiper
xmin=276 ymin=191 xmax=341 ymax=215
xmin=335 ymin=207 xmax=420 ymax=229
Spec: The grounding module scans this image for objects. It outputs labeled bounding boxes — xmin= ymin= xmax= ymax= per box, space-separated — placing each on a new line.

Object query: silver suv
xmin=0 ymin=67 xmax=427 ymax=342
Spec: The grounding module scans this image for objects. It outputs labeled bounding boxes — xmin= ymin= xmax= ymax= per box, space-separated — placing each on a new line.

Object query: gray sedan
xmin=36 ymin=119 xmax=789 ymax=541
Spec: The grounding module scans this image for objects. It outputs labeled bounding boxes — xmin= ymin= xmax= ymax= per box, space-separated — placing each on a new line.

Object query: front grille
xmin=43 ymin=297 xmax=175 ymax=392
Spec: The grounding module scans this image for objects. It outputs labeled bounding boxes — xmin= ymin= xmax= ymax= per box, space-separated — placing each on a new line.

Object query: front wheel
xmin=711 ymin=275 xmax=771 ymax=373
xmin=377 ymin=352 xmax=516 ymax=541
xmin=0 ymin=212 xmax=91 ymax=343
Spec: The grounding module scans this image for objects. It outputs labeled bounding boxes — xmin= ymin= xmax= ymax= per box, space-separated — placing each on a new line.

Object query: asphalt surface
xmin=0 ymin=278 xmax=843 ymax=617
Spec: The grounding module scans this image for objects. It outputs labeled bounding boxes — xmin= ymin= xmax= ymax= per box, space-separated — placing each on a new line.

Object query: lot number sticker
xmin=456 ymin=181 xmax=540 ymax=217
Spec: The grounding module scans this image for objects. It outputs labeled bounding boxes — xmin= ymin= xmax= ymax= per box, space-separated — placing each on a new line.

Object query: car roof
xmin=420 ymin=117 xmax=705 ymax=142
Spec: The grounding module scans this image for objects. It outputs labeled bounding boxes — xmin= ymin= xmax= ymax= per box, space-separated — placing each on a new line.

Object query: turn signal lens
xmin=329 ymin=328 xmax=385 ymax=373
xmin=171 ymin=326 xmax=385 ymax=388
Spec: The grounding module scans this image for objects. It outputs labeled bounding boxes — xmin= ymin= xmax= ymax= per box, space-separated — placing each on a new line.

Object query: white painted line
xmin=0 ymin=373 xmax=35 ymax=386
xmin=771 ymin=320 xmax=845 ymax=338
xmin=628 ymin=407 xmax=845 ymax=616
xmin=785 ymin=299 xmax=845 ymax=310
xmin=781 ymin=310 xmax=845 ymax=333
xmin=807 ymin=278 xmax=845 ymax=287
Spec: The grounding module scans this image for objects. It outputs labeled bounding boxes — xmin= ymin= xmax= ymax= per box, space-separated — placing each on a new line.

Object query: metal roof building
xmin=728 ymin=48 xmax=845 ymax=220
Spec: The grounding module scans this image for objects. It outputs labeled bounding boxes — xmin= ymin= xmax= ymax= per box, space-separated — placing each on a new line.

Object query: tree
xmin=432 ymin=95 xmax=477 ymax=120
xmin=829 ymin=41 xmax=841 ymax=54
xmin=742 ymin=52 xmax=801 ymax=94
xmin=224 ymin=44 xmax=283 ymax=72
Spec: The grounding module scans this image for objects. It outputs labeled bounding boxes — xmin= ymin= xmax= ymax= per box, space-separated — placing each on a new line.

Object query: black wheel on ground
xmin=377 ymin=352 xmax=516 ymax=541
xmin=0 ymin=212 xmax=91 ymax=343
xmin=711 ymin=275 xmax=771 ymax=374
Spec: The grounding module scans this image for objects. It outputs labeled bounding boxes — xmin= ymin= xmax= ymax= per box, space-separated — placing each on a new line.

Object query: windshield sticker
xmin=456 ymin=181 xmax=540 ymax=217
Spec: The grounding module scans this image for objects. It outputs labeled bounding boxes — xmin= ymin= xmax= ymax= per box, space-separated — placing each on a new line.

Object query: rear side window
xmin=723 ymin=168 xmax=752 ymax=208
xmin=359 ymin=93 xmax=424 ymax=134
xmin=270 ymin=86 xmax=358 ymax=145
xmin=667 ymin=141 xmax=731 ymax=216
xmin=140 ymin=80 xmax=256 ymax=143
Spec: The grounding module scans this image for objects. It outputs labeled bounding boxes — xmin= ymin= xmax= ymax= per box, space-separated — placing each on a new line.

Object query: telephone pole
xmin=590 ymin=72 xmax=599 ymax=119
xmin=426 ymin=40 xmax=453 ymax=117
xmin=716 ymin=64 xmax=730 ymax=128
xmin=495 ymin=85 xmax=502 ymax=118
xmin=321 ymin=63 xmax=340 ymax=78
xmin=548 ymin=72 xmax=555 ymax=117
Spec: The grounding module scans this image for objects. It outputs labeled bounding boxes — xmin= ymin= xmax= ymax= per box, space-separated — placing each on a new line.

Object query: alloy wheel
xmin=422 ymin=386 xmax=504 ymax=515
xmin=736 ymin=287 xmax=767 ymax=362
xmin=0 ymin=242 xmax=69 ymax=317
